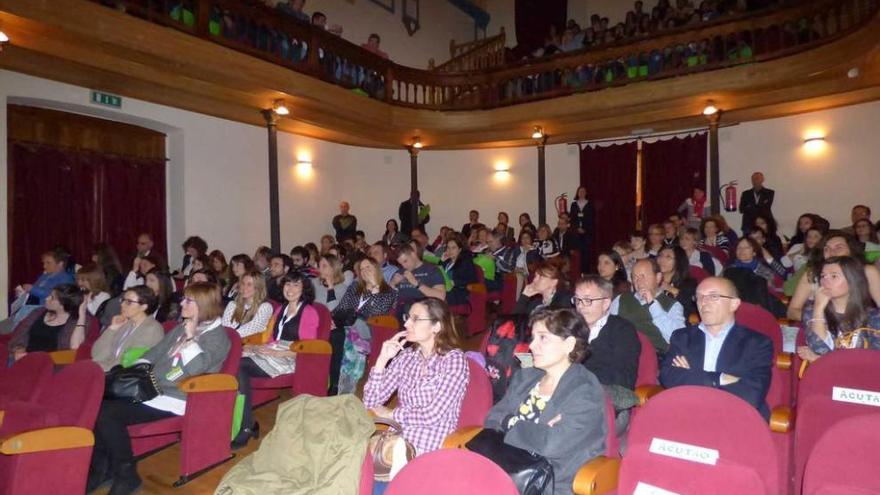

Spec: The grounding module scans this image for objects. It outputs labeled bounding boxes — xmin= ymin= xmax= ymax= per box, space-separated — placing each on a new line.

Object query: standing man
xmin=332 ymin=201 xmax=357 ymax=242
xmin=461 ymin=210 xmax=481 ymax=239
xmin=739 ymin=172 xmax=775 ymax=234
xmin=399 ymin=190 xmax=430 ymax=234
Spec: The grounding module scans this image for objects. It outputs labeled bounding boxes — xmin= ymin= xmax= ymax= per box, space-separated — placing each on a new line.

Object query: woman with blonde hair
xmin=77 ymin=263 xmax=112 ymax=316
xmin=314 ymin=254 xmax=352 ymax=312
xmin=221 ymin=269 xmax=274 ymax=338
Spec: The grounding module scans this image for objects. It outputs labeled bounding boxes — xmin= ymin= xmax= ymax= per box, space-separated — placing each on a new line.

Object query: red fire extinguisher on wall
xmin=721 ymin=180 xmax=738 ymax=212
xmin=555 ymin=193 xmax=569 ymax=216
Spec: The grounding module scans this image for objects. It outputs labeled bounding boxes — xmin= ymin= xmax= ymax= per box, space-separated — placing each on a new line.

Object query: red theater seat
xmin=385 ymin=449 xmax=519 ymax=495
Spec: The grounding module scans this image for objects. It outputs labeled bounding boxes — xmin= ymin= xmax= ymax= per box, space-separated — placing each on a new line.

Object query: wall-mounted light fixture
xmin=295 ymin=152 xmax=313 ymax=178
xmin=803 ymin=135 xmax=827 ymax=155
xmin=411 ymin=136 xmax=423 ymax=149
xmin=531 ymin=126 xmax=544 ymax=140
xmin=702 ymin=101 xmax=719 ymax=116
xmin=273 ymin=99 xmax=290 ymax=116
xmin=493 ymin=160 xmax=511 ymax=183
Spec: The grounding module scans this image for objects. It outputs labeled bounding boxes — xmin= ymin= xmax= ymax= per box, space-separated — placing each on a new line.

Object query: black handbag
xmin=104 ymin=363 xmax=161 ymax=403
xmin=466 ymin=428 xmax=554 ymax=495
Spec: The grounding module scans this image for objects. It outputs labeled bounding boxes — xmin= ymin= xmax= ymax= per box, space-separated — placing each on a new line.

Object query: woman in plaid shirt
xmin=363 ymin=297 xmax=469 ymax=454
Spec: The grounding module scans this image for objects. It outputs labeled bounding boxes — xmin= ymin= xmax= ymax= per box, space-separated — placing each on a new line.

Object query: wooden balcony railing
xmin=430 ymin=27 xmax=506 ymax=73
xmin=94 ymin=0 xmax=880 ymax=111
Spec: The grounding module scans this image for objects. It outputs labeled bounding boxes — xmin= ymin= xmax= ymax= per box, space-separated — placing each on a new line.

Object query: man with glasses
xmin=574 ymin=276 xmax=641 ymax=391
xmin=610 ymin=258 xmax=684 ymax=354
xmin=660 ymin=277 xmax=773 ymax=419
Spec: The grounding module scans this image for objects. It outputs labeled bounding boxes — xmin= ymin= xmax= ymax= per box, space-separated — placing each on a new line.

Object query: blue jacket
xmin=30 ymin=270 xmax=76 ymax=303
xmin=660 ymin=323 xmax=773 ymax=420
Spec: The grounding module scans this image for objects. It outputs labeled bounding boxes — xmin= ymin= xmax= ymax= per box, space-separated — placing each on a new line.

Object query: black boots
xmin=231 ymin=421 xmax=260 ymax=450
xmin=107 ymin=462 xmax=142 ymax=495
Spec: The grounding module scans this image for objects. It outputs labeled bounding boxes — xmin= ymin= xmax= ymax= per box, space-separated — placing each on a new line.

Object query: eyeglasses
xmin=695 ymin=293 xmax=737 ymax=303
xmin=121 ymin=298 xmax=142 ymax=306
xmin=571 ymin=296 xmax=609 ymax=306
xmin=403 ymin=314 xmax=436 ymax=323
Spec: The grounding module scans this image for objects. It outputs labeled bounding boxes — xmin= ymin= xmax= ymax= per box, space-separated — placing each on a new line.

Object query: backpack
xmin=484 ymin=315 xmax=532 ymax=403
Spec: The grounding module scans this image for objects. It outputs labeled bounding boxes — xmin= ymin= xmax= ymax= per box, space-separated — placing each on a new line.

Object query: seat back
xmin=802 ymin=414 xmax=880 ymax=495
xmin=385 ymin=449 xmax=519 ymax=495
xmin=736 ymin=302 xmax=791 ymax=408
xmin=794 ymin=349 xmax=880 ymax=492
xmin=457 ymin=358 xmax=493 ymax=428
xmin=162 ymin=320 xmax=179 ymax=333
xmin=0 ymin=352 xmax=54 ymax=404
xmin=74 ymin=317 xmax=102 ymax=361
xmin=221 ymin=327 xmax=242 ymax=375
xmin=618 ymin=386 xmax=779 ymax=495
xmin=603 ymin=392 xmax=620 ymax=458
xmin=464 ymin=283 xmax=488 ymax=336
xmin=36 ymin=360 xmax=105 ymax=429
xmin=702 ymin=245 xmax=729 ymax=265
xmin=313 ymin=303 xmax=332 ymax=341
xmin=635 ymin=331 xmax=658 ymax=387
xmin=689 ymin=265 xmax=710 ymax=282
xmin=569 ymin=249 xmax=581 ymax=284
xmin=291 ymin=340 xmax=333 ymax=397
xmin=500 ymin=273 xmax=518 ymax=315
xmin=474 ymin=265 xmax=486 ymax=285
xmin=367 ymin=315 xmax=400 ymax=369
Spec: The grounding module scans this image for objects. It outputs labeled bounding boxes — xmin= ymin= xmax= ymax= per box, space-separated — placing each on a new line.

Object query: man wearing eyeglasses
xmin=659 ymin=277 xmax=773 ymax=420
xmin=574 ymin=276 xmax=641 ymax=391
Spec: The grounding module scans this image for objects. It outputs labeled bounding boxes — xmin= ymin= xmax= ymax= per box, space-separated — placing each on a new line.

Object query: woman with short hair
xmin=514 ymin=261 xmax=574 ymax=315
xmin=484 ymin=308 xmax=607 ymax=495
xmin=700 ymin=216 xmax=731 ymax=250
xmin=441 ymin=234 xmax=479 ymax=306
xmin=7 ymin=284 xmax=89 ymax=362
xmin=90 ymin=285 xmax=164 ymax=371
xmin=77 ymin=263 xmax=112 ymax=317
xmin=363 ymin=297 xmax=468 ymax=454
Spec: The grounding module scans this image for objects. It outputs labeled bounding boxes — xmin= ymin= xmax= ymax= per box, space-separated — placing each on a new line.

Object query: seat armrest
xmin=0 ymin=426 xmax=94 ymax=454
xmin=573 ymin=456 xmax=621 ymax=495
xmin=770 ymin=406 xmax=794 ymax=433
xmin=774 ymin=352 xmax=792 ymax=371
xmin=178 ymin=373 xmax=238 ymax=393
xmin=48 ymin=350 xmax=77 ymax=365
xmin=442 ymin=426 xmax=483 ymax=449
xmin=634 ymin=385 xmax=664 ymax=406
xmin=290 ymin=339 xmax=332 ymax=354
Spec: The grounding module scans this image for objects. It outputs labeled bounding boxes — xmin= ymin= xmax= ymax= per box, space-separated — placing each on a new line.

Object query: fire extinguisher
xmin=721 ymin=180 xmax=738 ymax=212
xmin=555 ymin=193 xmax=569 ymax=216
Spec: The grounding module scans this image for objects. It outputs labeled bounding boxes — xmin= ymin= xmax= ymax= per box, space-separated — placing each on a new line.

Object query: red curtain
xmin=580 ymin=142 xmax=638 ymax=271
xmin=642 ymin=134 xmax=708 ymax=228
xmin=9 ymin=142 xmax=166 ymax=290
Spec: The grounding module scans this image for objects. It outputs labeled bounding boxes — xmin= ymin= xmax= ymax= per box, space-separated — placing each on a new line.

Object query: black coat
xmin=739 ymin=187 xmax=775 ymax=232
xmin=583 ymin=315 xmax=642 ymax=390
xmin=569 ymin=200 xmax=596 ymax=241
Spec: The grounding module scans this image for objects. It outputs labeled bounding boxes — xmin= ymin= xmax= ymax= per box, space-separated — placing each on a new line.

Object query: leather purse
xmin=466 ymin=428 xmax=554 ymax=495
xmin=104 ymin=362 xmax=161 ymax=403
xmin=368 ymin=418 xmax=417 ymax=482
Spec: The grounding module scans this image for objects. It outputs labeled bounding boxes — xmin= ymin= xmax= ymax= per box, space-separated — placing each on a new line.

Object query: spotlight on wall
xmin=273 ymin=99 xmax=290 ymax=116
xmin=411 ymin=136 xmax=423 ymax=149
xmin=531 ymin=126 xmax=544 ymax=140
xmin=702 ymin=101 xmax=719 ymax=116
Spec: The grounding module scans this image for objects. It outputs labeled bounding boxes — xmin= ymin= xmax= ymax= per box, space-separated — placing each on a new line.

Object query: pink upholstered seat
xmin=802 ymin=414 xmax=880 ymax=495
xmin=0 ymin=351 xmax=53 ymax=406
xmin=385 ymin=449 xmax=519 ymax=495
xmin=457 ymin=358 xmax=493 ymax=428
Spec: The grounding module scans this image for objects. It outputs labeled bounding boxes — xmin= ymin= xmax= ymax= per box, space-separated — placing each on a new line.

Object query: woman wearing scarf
xmin=677 ymin=186 xmax=708 ymax=230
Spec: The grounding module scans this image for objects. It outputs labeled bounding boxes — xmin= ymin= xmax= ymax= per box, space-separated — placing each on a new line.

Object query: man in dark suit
xmin=739 ymin=172 xmax=775 ymax=234
xmin=575 ymin=275 xmax=641 ymax=390
xmin=660 ymin=277 xmax=773 ymax=419
xmin=461 ymin=209 xmax=481 ymax=239
xmin=552 ymin=214 xmax=579 ymax=256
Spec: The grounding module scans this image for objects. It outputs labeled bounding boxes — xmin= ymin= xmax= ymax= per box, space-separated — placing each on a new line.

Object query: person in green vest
xmin=609 ymin=258 xmax=685 ymax=355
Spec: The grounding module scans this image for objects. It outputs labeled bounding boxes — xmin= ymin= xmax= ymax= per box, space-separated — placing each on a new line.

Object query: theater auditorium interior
xmin=1 ymin=0 xmax=879 ymax=494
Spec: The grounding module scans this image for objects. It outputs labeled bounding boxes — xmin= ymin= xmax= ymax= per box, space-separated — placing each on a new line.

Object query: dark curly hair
xmin=528 ymin=308 xmax=591 ymax=363
xmin=279 ymin=271 xmax=316 ymax=305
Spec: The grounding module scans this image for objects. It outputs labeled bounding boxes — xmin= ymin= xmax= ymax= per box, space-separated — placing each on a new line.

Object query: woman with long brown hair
xmin=221 ymin=269 xmax=274 ymax=338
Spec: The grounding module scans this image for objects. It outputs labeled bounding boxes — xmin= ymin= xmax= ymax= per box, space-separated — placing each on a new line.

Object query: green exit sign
xmin=90 ymin=91 xmax=122 ymax=108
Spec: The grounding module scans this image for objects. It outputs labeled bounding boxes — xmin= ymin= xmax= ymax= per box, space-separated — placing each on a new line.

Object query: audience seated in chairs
xmin=235 ymin=271 xmax=319 ymax=448
xmin=495 ymin=211 xmax=516 ymax=242
xmin=610 ymin=258 xmax=685 ymax=354
xmin=331 ymin=258 xmax=397 ymax=394
xmin=4 ymin=247 xmax=76 ymax=329
xmin=751 ymin=214 xmax=784 ymax=259
xmin=87 ymin=282 xmax=231 ymax=495
xmin=221 ymin=268 xmax=274 ymax=339
xmin=657 ymin=245 xmax=698 ymax=318
xmin=484 ymin=308 xmax=607 ymax=495
xmin=314 ymin=254 xmax=353 ymax=312
xmin=382 ymin=218 xmax=408 ymax=247
xmin=514 ymin=229 xmax=539 ymax=295
xmin=722 ymin=237 xmax=787 ymax=318
xmin=700 ymin=215 xmax=731 ymax=251
xmin=391 ymin=244 xmax=447 ymax=312
xmin=363 ymin=297 xmax=468 ymax=455
xmin=7 ymin=283 xmax=90 ymax=363
xmin=645 ymin=223 xmax=666 ymax=257
xmin=441 ymin=233 xmax=478 ymax=307
xmin=175 ymin=235 xmax=209 ymax=280
xmin=660 ymin=277 xmax=773 ymax=420
xmin=746 ymin=228 xmax=788 ymax=279
xmin=265 ymin=253 xmax=293 ymax=303
xmin=90 ymin=285 xmax=164 ymax=371
xmin=796 ymin=256 xmax=880 ymax=364
xmin=680 ymin=227 xmax=722 ymax=275
xmin=77 ymin=263 xmax=112 ymax=317
xmin=92 ymin=242 xmax=125 ymax=296
xmin=369 ymin=242 xmax=399 ymax=283
xmin=225 ymin=253 xmax=255 ymax=301
xmin=513 ymin=261 xmax=573 ymax=316
xmin=122 ymin=253 xmax=161 ymax=291
xmin=788 ymin=231 xmax=880 ymax=320
xmin=596 ymin=249 xmax=632 ymax=297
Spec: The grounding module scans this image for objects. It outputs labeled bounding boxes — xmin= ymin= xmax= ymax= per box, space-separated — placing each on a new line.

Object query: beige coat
xmin=216 ymin=394 xmax=373 ymax=495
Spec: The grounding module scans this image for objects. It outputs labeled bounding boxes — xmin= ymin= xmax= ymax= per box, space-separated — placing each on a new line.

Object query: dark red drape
xmin=9 ymin=142 xmax=167 ymax=290
xmin=642 ymin=134 xmax=708 ymax=228
xmin=580 ymin=142 xmax=638 ymax=272
xmin=514 ymin=0 xmax=568 ymax=56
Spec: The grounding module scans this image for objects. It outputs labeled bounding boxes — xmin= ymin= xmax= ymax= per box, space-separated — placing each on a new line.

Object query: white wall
xmin=304 ymin=0 xmax=476 ymax=68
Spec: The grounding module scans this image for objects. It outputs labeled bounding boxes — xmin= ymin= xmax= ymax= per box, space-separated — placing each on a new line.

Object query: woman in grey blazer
xmin=484 ymin=308 xmax=607 ymax=495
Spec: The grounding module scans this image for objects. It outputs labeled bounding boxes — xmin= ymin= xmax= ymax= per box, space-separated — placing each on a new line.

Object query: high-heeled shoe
xmin=231 ymin=421 xmax=260 ymax=450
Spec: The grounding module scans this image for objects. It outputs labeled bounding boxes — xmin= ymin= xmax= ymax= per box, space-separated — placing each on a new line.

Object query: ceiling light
xmin=272 ymin=100 xmax=289 ymax=116
xmin=531 ymin=126 xmax=544 ymax=140
xmin=702 ymin=102 xmax=719 ymax=116
xmin=0 ymin=31 xmax=8 ymax=43
xmin=412 ymin=136 xmax=423 ymax=149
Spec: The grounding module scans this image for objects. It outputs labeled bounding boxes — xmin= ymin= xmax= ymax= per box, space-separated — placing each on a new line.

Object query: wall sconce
xmin=411 ymin=136 xmax=423 ymax=149
xmin=803 ymin=135 xmax=827 ymax=154
xmin=295 ymin=152 xmax=313 ymax=178
xmin=273 ymin=99 xmax=290 ymax=116
xmin=702 ymin=101 xmax=719 ymax=116
xmin=493 ymin=161 xmax=511 ymax=182
xmin=531 ymin=126 xmax=544 ymax=140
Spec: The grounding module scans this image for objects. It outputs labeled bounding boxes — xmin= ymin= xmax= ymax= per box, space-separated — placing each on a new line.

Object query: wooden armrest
xmin=770 ymin=406 xmax=794 ymax=433
xmin=0 ymin=410 xmax=4 ymax=427
xmin=241 ymin=329 xmax=270 ymax=346
xmin=178 ymin=373 xmax=238 ymax=393
xmin=48 ymin=350 xmax=77 ymax=365
xmin=368 ymin=315 xmax=400 ymax=329
xmin=467 ymin=283 xmax=487 ymax=294
xmin=573 ymin=456 xmax=620 ymax=495
xmin=634 ymin=385 xmax=664 ymax=406
xmin=0 ymin=426 xmax=94 ymax=454
xmin=776 ymin=318 xmax=791 ymax=327
xmin=687 ymin=313 xmax=700 ymax=325
xmin=799 ymin=359 xmax=810 ymax=379
xmin=442 ymin=426 xmax=483 ymax=449
xmin=290 ymin=339 xmax=332 ymax=354
xmin=774 ymin=352 xmax=792 ymax=370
